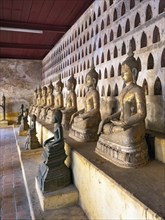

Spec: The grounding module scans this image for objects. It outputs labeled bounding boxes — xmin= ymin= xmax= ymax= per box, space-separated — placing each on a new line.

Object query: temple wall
xmin=0 ymin=59 xmax=42 ymax=120
xmin=41 ymin=0 xmax=165 ymax=134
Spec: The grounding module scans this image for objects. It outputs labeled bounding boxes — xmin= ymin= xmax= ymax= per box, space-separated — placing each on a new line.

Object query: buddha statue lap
xmin=96 ymin=47 xmax=149 ymax=168
xmin=45 ymin=78 xmax=64 ymax=124
xmin=69 ymin=65 xmax=101 ymax=142
xmin=61 ymin=74 xmax=77 ymax=130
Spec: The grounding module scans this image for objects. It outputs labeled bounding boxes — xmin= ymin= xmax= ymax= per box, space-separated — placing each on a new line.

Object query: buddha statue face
xmin=86 ymin=74 xmax=95 ymax=88
xmin=67 ymin=81 xmax=72 ymax=91
xmin=121 ymin=64 xmax=133 ymax=84
xmin=55 ymin=85 xmax=61 ymax=93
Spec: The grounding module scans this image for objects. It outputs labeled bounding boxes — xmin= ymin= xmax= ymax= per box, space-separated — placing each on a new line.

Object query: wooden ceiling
xmin=0 ymin=0 xmax=94 ymax=60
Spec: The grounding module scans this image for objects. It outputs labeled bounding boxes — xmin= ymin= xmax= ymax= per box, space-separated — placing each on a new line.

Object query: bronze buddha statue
xmin=45 ymin=77 xmax=64 ymax=124
xmin=69 ymin=65 xmax=101 ymax=142
xmin=61 ymin=74 xmax=77 ymax=130
xmin=96 ymin=46 xmax=149 ymax=168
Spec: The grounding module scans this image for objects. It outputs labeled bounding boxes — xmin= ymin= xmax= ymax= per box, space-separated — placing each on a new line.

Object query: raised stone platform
xmin=14 ymin=122 xmax=165 ymax=220
xmin=35 ymin=178 xmax=78 ymax=211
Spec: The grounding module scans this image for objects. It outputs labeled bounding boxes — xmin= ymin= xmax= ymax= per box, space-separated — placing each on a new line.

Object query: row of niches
xmin=43 ymin=48 xmax=165 ymax=81
xmin=42 ymin=0 xmax=164 ymax=61
xmin=43 ymin=24 xmax=163 ymax=73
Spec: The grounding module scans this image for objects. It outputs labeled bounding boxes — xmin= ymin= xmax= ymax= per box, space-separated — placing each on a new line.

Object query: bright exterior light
xmin=0 ymin=27 xmax=43 ymax=34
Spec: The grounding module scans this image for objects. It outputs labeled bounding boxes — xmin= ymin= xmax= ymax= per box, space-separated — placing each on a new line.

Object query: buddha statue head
xmin=55 ymin=76 xmax=64 ymax=93
xmin=42 ymin=86 xmax=47 ymax=96
xmin=121 ymin=43 xmax=139 ymax=84
xmin=67 ymin=74 xmax=76 ymax=91
xmin=85 ymin=64 xmax=98 ymax=89
xmin=48 ymin=81 xmax=54 ymax=94
xmin=53 ymin=109 xmax=62 ymax=124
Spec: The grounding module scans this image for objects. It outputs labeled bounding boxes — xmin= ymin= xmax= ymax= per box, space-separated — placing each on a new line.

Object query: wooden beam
xmin=0 ymin=42 xmax=53 ymax=50
xmin=0 ymin=53 xmax=44 ymax=60
xmin=0 ymin=20 xmax=70 ymax=33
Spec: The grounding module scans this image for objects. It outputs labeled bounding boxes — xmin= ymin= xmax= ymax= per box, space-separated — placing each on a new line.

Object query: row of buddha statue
xmin=29 ymin=47 xmax=149 ymax=168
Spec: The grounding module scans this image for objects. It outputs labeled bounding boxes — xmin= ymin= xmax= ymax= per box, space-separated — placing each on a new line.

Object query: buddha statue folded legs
xmin=96 ymin=46 xmax=148 ymax=168
xmin=69 ymin=65 xmax=101 ymax=142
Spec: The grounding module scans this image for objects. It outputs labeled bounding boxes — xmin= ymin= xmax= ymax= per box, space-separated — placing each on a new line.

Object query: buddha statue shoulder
xmin=69 ymin=64 xmax=101 ymax=142
xmin=96 ymin=44 xmax=148 ymax=168
xmin=61 ymin=74 xmax=77 ymax=130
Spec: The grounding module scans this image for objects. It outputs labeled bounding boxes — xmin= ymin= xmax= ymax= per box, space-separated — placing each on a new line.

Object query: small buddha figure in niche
xmin=96 ymin=45 xmax=149 ymax=168
xmin=37 ymin=110 xmax=71 ymax=192
xmin=45 ymin=77 xmax=64 ymax=124
xmin=39 ymin=81 xmax=54 ymax=121
xmin=69 ymin=64 xmax=101 ymax=142
xmin=29 ymin=88 xmax=38 ymax=115
xmin=36 ymin=86 xmax=47 ymax=118
xmin=61 ymin=74 xmax=77 ymax=130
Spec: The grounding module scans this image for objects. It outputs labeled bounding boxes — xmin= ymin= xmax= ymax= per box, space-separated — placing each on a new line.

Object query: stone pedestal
xmin=0 ymin=120 xmax=8 ymax=127
xmin=37 ymin=140 xmax=71 ymax=193
xmin=96 ymin=134 xmax=149 ymax=168
xmin=155 ymin=136 xmax=165 ymax=163
xmin=69 ymin=127 xmax=98 ymax=142
xmin=35 ymin=178 xmax=78 ymax=211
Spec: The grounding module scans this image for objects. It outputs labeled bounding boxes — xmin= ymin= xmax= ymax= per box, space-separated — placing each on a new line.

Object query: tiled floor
xmin=0 ymin=127 xmax=31 ymax=220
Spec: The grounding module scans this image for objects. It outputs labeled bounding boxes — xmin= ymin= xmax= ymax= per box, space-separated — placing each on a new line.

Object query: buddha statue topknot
xmin=96 ymin=44 xmax=149 ymax=168
xmin=69 ymin=64 xmax=101 ymax=142
xmin=61 ymin=73 xmax=77 ymax=130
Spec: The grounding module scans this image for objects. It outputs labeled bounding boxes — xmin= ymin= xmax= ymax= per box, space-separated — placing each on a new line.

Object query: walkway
xmin=0 ymin=126 xmax=31 ymax=220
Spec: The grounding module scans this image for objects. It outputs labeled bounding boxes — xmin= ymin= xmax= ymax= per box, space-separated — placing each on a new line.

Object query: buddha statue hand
xmin=97 ymin=117 xmax=113 ymax=135
xmin=111 ymin=120 xmax=126 ymax=127
xmin=79 ymin=113 xmax=89 ymax=120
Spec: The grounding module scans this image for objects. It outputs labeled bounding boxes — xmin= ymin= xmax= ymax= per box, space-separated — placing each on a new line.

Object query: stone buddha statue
xmin=37 ymin=86 xmax=47 ymax=118
xmin=61 ymin=74 xmax=77 ymax=130
xmin=37 ymin=110 xmax=71 ymax=192
xmin=96 ymin=46 xmax=149 ymax=168
xmin=29 ymin=88 xmax=37 ymax=115
xmin=34 ymin=86 xmax=42 ymax=116
xmin=39 ymin=81 xmax=54 ymax=121
xmin=69 ymin=65 xmax=101 ymax=142
xmin=45 ymin=77 xmax=64 ymax=124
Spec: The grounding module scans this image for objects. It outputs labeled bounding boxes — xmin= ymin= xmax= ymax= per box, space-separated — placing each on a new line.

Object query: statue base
xmin=96 ymin=134 xmax=149 ymax=168
xmin=0 ymin=120 xmax=8 ymax=126
xmin=69 ymin=127 xmax=98 ymax=142
xmin=35 ymin=178 xmax=78 ymax=211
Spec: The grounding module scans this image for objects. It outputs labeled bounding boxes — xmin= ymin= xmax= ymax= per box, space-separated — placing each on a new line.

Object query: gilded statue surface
xmin=45 ymin=78 xmax=64 ymax=124
xmin=96 ymin=46 xmax=148 ymax=168
xmin=38 ymin=86 xmax=48 ymax=120
xmin=61 ymin=74 xmax=77 ymax=130
xmin=34 ymin=87 xmax=42 ymax=117
xmin=69 ymin=65 xmax=101 ymax=142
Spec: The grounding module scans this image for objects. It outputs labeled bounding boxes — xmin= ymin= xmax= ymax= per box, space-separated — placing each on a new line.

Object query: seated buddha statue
xmin=39 ymin=81 xmax=54 ymax=121
xmin=96 ymin=46 xmax=149 ymax=168
xmin=69 ymin=65 xmax=101 ymax=142
xmin=37 ymin=86 xmax=47 ymax=119
xmin=33 ymin=86 xmax=42 ymax=116
xmin=29 ymin=88 xmax=37 ymax=115
xmin=45 ymin=77 xmax=64 ymax=124
xmin=61 ymin=74 xmax=77 ymax=130
xmin=37 ymin=110 xmax=71 ymax=192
